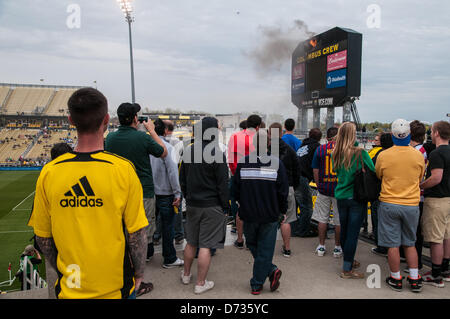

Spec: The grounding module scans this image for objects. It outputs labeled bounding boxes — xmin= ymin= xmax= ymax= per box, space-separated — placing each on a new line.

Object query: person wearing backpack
xmin=332 ymin=122 xmax=375 ymax=279
xmin=375 ymin=119 xmax=425 ymax=293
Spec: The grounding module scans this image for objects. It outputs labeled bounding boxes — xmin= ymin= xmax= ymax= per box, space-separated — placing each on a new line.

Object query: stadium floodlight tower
xmin=117 ymin=0 xmax=136 ymax=103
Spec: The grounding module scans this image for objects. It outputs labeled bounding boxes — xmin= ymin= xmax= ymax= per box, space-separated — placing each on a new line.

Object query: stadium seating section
xmin=0 ymin=128 xmax=113 ymax=163
xmin=0 ymin=129 xmax=40 ymax=162
xmin=0 ymin=85 xmax=77 ymax=116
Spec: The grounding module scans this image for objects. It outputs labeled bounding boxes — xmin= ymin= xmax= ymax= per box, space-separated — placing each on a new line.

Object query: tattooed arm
xmin=127 ymin=227 xmax=148 ymax=289
xmin=36 ymin=236 xmax=58 ymax=271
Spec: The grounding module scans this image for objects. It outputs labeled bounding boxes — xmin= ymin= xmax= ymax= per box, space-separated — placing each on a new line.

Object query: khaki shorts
xmin=312 ymin=192 xmax=340 ymax=226
xmin=422 ymin=197 xmax=450 ymax=243
xmin=143 ymin=197 xmax=156 ymax=243
xmin=285 ymin=187 xmax=297 ymax=224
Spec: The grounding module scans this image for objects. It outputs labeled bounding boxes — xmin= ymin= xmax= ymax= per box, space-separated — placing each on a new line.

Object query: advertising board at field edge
xmin=327 ymin=50 xmax=347 ymax=72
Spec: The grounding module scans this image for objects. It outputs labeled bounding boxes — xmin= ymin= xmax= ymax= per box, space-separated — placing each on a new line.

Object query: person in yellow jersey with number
xmin=29 ymin=88 xmax=150 ymax=299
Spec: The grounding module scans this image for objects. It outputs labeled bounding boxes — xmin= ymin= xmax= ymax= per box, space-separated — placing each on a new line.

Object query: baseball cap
xmin=23 ymin=245 xmax=35 ymax=255
xmin=117 ymin=103 xmax=141 ymax=124
xmin=391 ymin=119 xmax=411 ymax=146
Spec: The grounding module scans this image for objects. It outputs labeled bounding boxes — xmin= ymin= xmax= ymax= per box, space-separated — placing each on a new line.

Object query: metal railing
xmin=21 ymin=257 xmax=47 ymax=290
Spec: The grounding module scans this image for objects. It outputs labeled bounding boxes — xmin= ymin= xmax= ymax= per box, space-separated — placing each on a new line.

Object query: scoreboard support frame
xmin=296 ymin=98 xmax=361 ymax=133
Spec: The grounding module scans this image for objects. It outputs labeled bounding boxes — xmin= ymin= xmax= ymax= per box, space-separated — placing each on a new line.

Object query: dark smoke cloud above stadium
xmin=246 ymin=20 xmax=316 ymax=75
xmin=0 ymin=0 xmax=449 ymax=123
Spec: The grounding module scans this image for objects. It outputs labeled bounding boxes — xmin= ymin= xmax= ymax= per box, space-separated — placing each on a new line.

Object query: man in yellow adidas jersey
xmin=29 ymin=88 xmax=150 ymax=299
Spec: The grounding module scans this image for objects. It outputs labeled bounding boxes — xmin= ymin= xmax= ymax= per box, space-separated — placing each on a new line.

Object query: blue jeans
xmin=155 ymin=195 xmax=177 ymax=265
xmin=174 ymin=198 xmax=184 ymax=241
xmin=337 ymin=199 xmax=366 ymax=272
xmin=243 ymin=221 xmax=278 ymax=289
xmin=292 ymin=176 xmax=313 ymax=236
xmin=155 ymin=197 xmax=184 ymax=241
xmin=229 ymin=175 xmax=238 ymax=218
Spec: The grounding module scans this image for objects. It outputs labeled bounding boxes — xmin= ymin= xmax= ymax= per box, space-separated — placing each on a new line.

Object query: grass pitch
xmin=0 ymin=171 xmax=44 ymax=291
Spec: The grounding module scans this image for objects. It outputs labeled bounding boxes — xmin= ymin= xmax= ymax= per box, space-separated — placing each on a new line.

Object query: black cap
xmin=117 ymin=103 xmax=141 ymax=124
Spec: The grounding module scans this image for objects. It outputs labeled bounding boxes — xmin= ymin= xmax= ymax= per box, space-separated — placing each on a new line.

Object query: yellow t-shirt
xmin=29 ymin=151 xmax=148 ymax=299
xmin=375 ymin=146 xmax=425 ymax=206
xmin=368 ymin=146 xmax=382 ymax=159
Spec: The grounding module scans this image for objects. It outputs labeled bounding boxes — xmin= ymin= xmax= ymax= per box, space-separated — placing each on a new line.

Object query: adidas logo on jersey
xmin=60 ymin=176 xmax=103 ymax=208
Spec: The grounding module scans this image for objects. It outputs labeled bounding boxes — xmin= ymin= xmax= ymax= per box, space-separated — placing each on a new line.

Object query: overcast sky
xmin=0 ymin=0 xmax=449 ymax=124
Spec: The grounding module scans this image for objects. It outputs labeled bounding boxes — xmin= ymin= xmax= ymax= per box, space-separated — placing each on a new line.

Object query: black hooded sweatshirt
xmin=296 ymin=137 xmax=321 ymax=182
xmin=179 ymin=117 xmax=230 ymax=211
xmin=269 ymin=139 xmax=301 ymax=188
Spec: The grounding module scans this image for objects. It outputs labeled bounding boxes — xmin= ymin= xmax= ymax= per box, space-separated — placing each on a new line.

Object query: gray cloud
xmin=245 ymin=20 xmax=315 ymax=75
xmin=0 ymin=0 xmax=449 ymax=123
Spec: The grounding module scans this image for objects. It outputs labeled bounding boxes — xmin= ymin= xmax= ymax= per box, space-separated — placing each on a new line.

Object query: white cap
xmin=391 ymin=119 xmax=411 ymax=139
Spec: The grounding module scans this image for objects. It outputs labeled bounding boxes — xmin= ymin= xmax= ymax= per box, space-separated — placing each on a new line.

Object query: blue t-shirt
xmin=282 ymin=134 xmax=302 ymax=152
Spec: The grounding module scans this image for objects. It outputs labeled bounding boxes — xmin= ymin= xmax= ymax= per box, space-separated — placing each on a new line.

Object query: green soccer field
xmin=0 ymin=170 xmax=45 ymax=292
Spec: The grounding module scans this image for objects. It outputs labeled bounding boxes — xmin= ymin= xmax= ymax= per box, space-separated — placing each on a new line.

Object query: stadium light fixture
xmin=116 ymin=0 xmax=136 ymax=103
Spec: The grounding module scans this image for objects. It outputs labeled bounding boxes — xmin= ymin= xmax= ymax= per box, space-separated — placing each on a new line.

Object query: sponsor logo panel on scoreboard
xmin=291 ymin=27 xmax=362 ymax=108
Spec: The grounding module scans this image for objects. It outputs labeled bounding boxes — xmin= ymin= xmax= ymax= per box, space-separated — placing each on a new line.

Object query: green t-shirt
xmin=105 ymin=126 xmax=164 ymax=198
xmin=333 ymin=149 xmax=375 ymax=200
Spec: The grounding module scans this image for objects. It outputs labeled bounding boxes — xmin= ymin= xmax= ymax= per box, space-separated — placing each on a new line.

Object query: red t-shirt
xmin=227 ymin=129 xmax=256 ymax=175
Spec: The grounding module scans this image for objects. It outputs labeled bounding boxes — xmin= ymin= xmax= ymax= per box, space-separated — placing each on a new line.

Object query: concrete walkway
xmin=2 ymin=227 xmax=449 ymax=299
xmin=141 ymin=233 xmax=449 ymax=299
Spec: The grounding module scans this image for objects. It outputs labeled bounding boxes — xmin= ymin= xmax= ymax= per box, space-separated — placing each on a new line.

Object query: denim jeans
xmin=155 ymin=195 xmax=177 ymax=265
xmin=243 ymin=221 xmax=278 ymax=289
xmin=370 ymin=200 xmax=380 ymax=245
xmin=229 ymin=175 xmax=238 ymax=219
xmin=337 ymin=199 xmax=366 ymax=272
xmin=292 ymin=176 xmax=313 ymax=236
xmin=155 ymin=197 xmax=184 ymax=241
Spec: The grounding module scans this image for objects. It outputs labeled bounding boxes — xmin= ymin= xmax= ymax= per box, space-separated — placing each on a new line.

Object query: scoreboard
xmin=291 ymin=27 xmax=362 ymax=108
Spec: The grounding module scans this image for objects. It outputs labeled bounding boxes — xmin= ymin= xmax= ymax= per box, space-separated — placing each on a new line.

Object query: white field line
xmin=11 ymin=191 xmax=35 ymax=211
xmin=0 ymin=230 xmax=33 ymax=234
xmin=2 ymin=191 xmax=35 ymax=219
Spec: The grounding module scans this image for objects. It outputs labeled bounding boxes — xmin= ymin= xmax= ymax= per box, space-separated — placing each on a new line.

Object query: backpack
xmin=353 ymin=150 xmax=381 ymax=203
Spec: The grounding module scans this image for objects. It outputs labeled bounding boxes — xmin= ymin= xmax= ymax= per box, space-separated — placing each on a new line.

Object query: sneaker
xmin=422 ymin=271 xmax=445 ymax=288
xmin=180 ymin=270 xmax=192 ymax=285
xmin=251 ymin=286 xmax=263 ymax=295
xmin=163 ymin=258 xmax=184 ymax=269
xmin=340 ymin=270 xmax=365 ymax=279
xmin=386 ymin=276 xmax=403 ymax=292
xmin=282 ymin=246 xmax=291 ymax=258
xmin=333 ymin=247 xmax=342 ymax=258
xmin=175 ymin=238 xmax=184 ymax=245
xmin=234 ymin=240 xmax=244 ymax=249
xmin=407 ymin=276 xmax=423 ymax=293
xmin=194 ymin=280 xmax=214 ymax=294
xmin=371 ymin=247 xmax=388 ymax=257
xmin=442 ymin=271 xmax=450 ymax=282
xmin=269 ymin=268 xmax=282 ymax=292
xmin=315 ymin=246 xmax=326 ymax=257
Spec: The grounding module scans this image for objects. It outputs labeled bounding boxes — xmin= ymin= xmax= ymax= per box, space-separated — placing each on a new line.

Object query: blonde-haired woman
xmin=332 ymin=122 xmax=375 ymax=278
